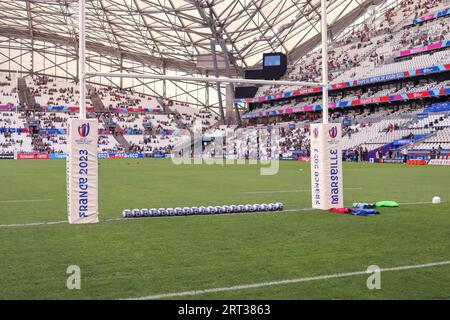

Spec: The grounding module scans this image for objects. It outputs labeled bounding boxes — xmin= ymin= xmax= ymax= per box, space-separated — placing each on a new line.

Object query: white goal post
xmin=67 ymin=0 xmax=343 ymax=224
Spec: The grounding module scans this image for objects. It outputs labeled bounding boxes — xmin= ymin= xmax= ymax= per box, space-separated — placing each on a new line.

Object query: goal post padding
xmin=67 ymin=118 xmax=99 ymax=224
xmin=310 ymin=123 xmax=344 ymax=210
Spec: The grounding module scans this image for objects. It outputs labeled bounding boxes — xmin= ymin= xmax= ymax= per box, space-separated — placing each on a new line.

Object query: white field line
xmin=123 ymin=260 xmax=450 ymax=300
xmin=239 ymin=187 xmax=362 ymax=194
xmin=0 ymin=199 xmax=54 ymax=203
xmin=0 ymin=200 xmax=446 ymax=228
xmin=0 ymin=220 xmax=67 ymax=228
xmin=398 ymin=201 xmax=447 ymax=205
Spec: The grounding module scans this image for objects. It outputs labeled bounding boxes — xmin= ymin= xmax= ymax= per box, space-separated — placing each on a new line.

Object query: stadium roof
xmin=0 ymin=0 xmax=384 ymax=75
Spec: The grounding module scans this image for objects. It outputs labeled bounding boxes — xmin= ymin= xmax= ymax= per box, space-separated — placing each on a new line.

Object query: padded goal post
xmin=67 ymin=118 xmax=99 ymax=224
xmin=310 ymin=123 xmax=344 ymax=210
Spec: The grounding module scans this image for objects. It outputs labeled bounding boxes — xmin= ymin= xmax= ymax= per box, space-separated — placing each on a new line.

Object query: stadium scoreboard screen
xmin=262 ymin=52 xmax=287 ymax=80
xmin=263 ymin=55 xmax=281 ymax=66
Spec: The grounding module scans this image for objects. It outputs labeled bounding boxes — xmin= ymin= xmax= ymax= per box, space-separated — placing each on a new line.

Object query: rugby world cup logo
xmin=329 ymin=126 xmax=338 ymax=139
xmin=78 ymin=123 xmax=90 ymax=138
xmin=313 ymin=127 xmax=319 ymax=139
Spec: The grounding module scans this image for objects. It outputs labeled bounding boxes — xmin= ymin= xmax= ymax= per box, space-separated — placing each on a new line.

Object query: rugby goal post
xmin=67 ymin=0 xmax=99 ymax=224
xmin=309 ymin=0 xmax=344 ymax=210
xmin=67 ymin=0 xmax=343 ymax=224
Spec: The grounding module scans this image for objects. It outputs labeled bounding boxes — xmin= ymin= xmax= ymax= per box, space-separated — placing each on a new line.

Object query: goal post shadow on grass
xmin=67 ymin=0 xmax=343 ymax=224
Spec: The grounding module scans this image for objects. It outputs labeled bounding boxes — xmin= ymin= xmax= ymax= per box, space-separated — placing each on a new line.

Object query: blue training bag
xmin=349 ymin=208 xmax=379 ymax=216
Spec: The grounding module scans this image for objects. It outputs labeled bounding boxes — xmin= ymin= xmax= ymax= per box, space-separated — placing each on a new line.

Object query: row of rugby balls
xmin=123 ymin=203 xmax=284 ymax=218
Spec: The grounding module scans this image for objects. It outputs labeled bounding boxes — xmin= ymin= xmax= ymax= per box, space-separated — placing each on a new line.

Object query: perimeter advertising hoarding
xmin=17 ymin=153 xmax=49 ymax=159
xmin=428 ymin=159 xmax=450 ymax=165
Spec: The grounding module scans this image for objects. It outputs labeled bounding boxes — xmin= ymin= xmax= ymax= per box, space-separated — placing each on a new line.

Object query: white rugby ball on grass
xmin=432 ymin=196 xmax=441 ymax=204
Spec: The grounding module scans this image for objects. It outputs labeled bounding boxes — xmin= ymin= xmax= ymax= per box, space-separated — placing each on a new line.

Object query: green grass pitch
xmin=0 ymin=159 xmax=449 ymax=299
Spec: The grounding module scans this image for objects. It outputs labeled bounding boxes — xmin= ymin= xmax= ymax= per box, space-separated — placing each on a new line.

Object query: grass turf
xmin=0 ymin=159 xmax=449 ymax=299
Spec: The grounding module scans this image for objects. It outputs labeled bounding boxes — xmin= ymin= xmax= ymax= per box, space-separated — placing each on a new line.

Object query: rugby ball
xmin=208 ymin=206 xmax=217 ymax=214
xmin=140 ymin=208 xmax=149 ymax=217
xmin=191 ymin=207 xmax=200 ymax=214
xmin=122 ymin=209 xmax=132 ymax=218
xmin=132 ymin=209 xmax=141 ymax=217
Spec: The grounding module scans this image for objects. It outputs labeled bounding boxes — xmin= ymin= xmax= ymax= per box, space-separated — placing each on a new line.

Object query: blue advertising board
xmin=150 ymin=152 xmax=167 ymax=158
xmin=98 ymin=153 xmax=144 ymax=159
xmin=49 ymin=153 xmax=67 ymax=159
xmin=425 ymin=102 xmax=450 ymax=113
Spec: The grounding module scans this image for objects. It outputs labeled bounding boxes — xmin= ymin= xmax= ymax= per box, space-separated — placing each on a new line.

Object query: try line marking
xmin=0 ymin=199 xmax=54 ymax=203
xmin=0 ymin=200 xmax=446 ymax=228
xmin=123 ymin=260 xmax=450 ymax=300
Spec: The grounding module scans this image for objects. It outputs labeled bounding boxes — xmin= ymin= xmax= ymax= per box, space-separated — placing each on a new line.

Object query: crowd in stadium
xmin=257 ymin=0 xmax=449 ymax=98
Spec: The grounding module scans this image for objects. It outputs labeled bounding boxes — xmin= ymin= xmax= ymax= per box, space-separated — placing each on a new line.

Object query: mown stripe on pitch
xmin=123 ymin=260 xmax=450 ymax=300
xmin=0 ymin=201 xmax=446 ymax=228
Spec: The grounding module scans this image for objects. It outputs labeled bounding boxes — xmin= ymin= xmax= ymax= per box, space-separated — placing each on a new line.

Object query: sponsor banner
xmin=67 ymin=118 xmax=99 ymax=225
xmin=46 ymin=106 xmax=69 ymax=111
xmin=0 ymin=154 xmax=14 ymax=159
xmin=412 ymin=8 xmax=450 ymax=25
xmin=407 ymin=159 xmax=428 ymax=165
xmin=310 ymin=123 xmax=344 ymax=210
xmin=400 ymin=41 xmax=450 ymax=58
xmin=97 ymin=153 xmax=144 ymax=159
xmin=41 ymin=128 xmax=66 ymax=135
xmin=15 ymin=153 xmax=145 ymax=160
xmin=394 ymin=139 xmax=412 ymax=145
xmin=0 ymin=105 xmax=14 ymax=110
xmin=279 ymin=155 xmax=297 ymax=161
xmin=17 ymin=153 xmax=49 ymax=160
xmin=356 ymin=72 xmax=406 ymax=86
xmin=123 ymin=153 xmax=143 ymax=159
xmin=42 ymin=105 xmax=95 ymax=112
xmin=149 ymin=152 xmax=167 ymax=158
xmin=0 ymin=128 xmax=28 ymax=133
xmin=236 ymin=64 xmax=450 ymax=104
xmin=28 ymin=119 xmax=40 ymax=126
xmin=425 ymin=102 xmax=450 ymax=113
xmin=49 ymin=153 xmax=67 ymax=159
xmin=428 ymin=159 xmax=450 ymax=166
xmin=97 ymin=153 xmax=110 ymax=159
xmin=113 ymin=107 xmax=160 ymax=113
xmin=354 ymin=96 xmax=389 ymax=105
xmin=42 ymin=105 xmax=160 ymax=114
xmin=379 ymin=159 xmax=404 ymax=164
xmin=417 ymin=113 xmax=429 ymax=120
xmin=107 ymin=153 xmax=126 ymax=159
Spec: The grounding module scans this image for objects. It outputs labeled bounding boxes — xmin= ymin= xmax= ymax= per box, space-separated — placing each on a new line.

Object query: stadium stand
xmin=254 ymin=0 xmax=449 ymax=97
